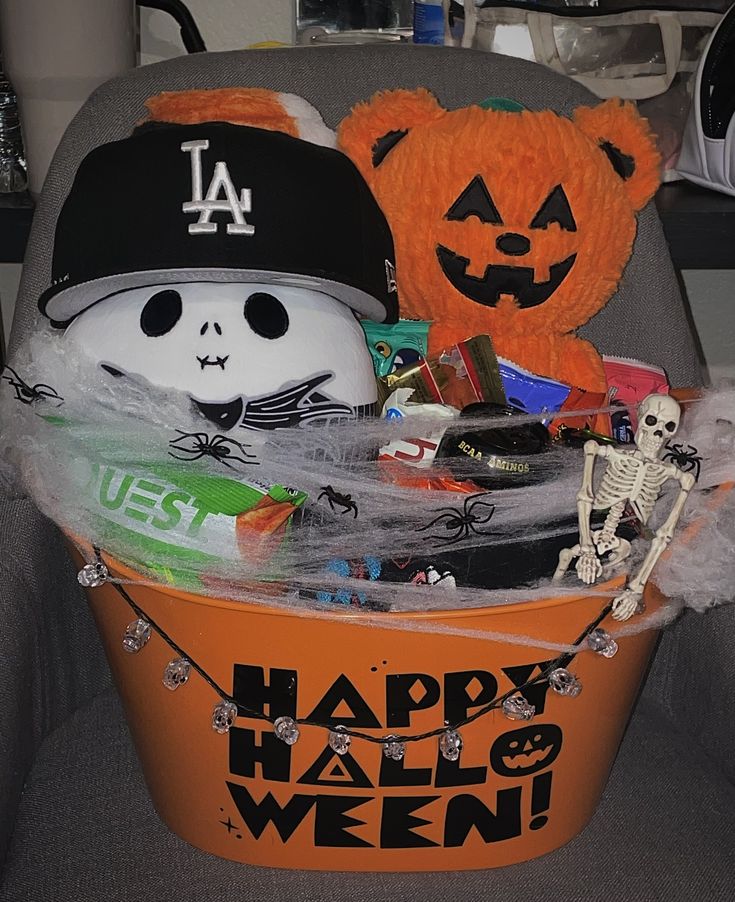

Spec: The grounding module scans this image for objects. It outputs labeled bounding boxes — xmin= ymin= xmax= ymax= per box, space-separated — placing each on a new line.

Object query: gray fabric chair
xmin=2 ymin=46 xmax=733 ymax=901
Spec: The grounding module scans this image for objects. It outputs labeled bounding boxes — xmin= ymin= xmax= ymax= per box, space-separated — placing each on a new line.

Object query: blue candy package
xmin=498 ymin=357 xmax=572 ymax=416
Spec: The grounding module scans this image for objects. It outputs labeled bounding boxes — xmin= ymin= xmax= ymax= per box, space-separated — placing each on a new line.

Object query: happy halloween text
xmin=224 ymin=663 xmax=564 ymax=848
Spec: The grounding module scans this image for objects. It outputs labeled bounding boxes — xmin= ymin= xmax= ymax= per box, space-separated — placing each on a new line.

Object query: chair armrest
xmin=643 ymin=603 xmax=735 ymax=783
xmin=0 ymin=498 xmax=110 ymax=868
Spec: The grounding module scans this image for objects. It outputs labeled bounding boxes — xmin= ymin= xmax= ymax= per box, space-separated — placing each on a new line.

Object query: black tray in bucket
xmin=380 ymin=511 xmax=634 ymax=592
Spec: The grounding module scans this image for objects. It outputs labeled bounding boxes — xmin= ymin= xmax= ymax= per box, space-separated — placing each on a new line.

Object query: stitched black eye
xmin=665 ymin=420 xmax=677 ymax=432
xmin=530 ymin=185 xmax=577 ymax=232
xmin=244 ymin=292 xmax=289 ymax=339
xmin=140 ymin=290 xmax=182 ymax=337
xmin=445 ymin=175 xmax=503 ymax=225
xmin=645 ymin=414 xmax=657 ymax=426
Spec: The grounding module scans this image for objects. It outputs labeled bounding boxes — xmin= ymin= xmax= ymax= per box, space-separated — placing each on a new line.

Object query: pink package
xmin=603 ymin=356 xmax=670 ymax=443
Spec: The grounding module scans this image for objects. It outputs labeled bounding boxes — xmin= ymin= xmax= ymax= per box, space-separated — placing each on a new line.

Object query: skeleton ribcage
xmin=593 ymin=451 xmax=669 ymax=524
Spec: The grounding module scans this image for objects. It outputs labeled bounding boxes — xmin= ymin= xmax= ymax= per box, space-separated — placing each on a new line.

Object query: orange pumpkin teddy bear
xmin=338 ymin=90 xmax=661 ymax=393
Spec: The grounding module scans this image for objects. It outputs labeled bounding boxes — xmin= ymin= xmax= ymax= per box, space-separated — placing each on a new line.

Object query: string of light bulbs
xmin=78 ymin=549 xmax=620 ymax=763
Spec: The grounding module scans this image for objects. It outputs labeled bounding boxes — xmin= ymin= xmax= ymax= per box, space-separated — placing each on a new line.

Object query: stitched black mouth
xmin=197 ymin=355 xmax=229 ymax=371
xmin=436 ymin=244 xmax=576 ymax=308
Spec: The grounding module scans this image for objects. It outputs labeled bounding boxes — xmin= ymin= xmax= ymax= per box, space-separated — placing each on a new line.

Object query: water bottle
xmin=413 ymin=0 xmax=445 ymax=45
xmin=0 ymin=62 xmax=27 ymax=193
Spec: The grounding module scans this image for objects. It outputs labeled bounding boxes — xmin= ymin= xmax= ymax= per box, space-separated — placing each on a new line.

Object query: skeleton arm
xmin=612 ymin=468 xmax=696 ymax=621
xmin=577 ymin=441 xmax=606 ymax=547
xmin=573 ymin=441 xmax=609 ymax=584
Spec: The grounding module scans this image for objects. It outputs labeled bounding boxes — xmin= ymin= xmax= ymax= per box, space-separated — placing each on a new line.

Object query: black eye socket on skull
xmin=665 ymin=421 xmax=676 ymax=432
xmin=140 ymin=289 xmax=182 ymax=337
xmin=244 ymin=292 xmax=289 ymax=339
xmin=645 ymin=414 xmax=657 ymax=426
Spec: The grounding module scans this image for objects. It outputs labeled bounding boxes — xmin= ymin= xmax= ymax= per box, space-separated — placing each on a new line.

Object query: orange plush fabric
xmin=145 ymin=88 xmax=300 ymax=135
xmin=142 ymin=88 xmax=336 ymax=148
xmin=338 ymin=90 xmax=660 ymax=393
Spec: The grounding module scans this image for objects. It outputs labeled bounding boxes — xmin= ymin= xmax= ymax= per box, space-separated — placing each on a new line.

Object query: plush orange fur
xmin=338 ymin=91 xmax=661 ymax=393
xmin=144 ymin=88 xmax=300 ymax=136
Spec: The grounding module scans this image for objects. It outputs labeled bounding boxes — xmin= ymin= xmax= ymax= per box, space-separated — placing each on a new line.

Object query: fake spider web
xmin=1 ymin=330 xmax=733 ymax=633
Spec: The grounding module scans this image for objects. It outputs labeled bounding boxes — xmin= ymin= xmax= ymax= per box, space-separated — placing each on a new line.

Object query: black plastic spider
xmin=662 ymin=441 xmax=702 ymax=482
xmin=168 ymin=430 xmax=258 ymax=469
xmin=1 ymin=366 xmax=64 ymax=406
xmin=318 ymin=485 xmax=358 ymax=518
xmin=416 ymin=492 xmax=497 ymax=547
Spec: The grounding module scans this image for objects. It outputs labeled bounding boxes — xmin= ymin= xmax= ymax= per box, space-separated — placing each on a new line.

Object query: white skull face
xmin=634 ymin=393 xmax=681 ymax=459
xmin=64 ymin=282 xmax=377 ymax=429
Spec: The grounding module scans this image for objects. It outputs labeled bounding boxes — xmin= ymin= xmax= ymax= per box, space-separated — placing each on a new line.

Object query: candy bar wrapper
xmin=235 ymin=489 xmax=305 ymax=567
xmin=439 ymin=335 xmax=506 ymax=407
xmin=360 ymin=319 xmax=431 ymax=378
xmin=603 ymin=355 xmax=670 ymax=442
xmin=378 ymin=458 xmax=483 ymax=494
xmin=496 ymin=357 xmax=571 ymax=418
xmin=378 ymin=334 xmax=505 ymax=411
xmin=379 ymin=387 xmax=459 ymax=468
xmin=548 ymin=387 xmax=610 ymax=437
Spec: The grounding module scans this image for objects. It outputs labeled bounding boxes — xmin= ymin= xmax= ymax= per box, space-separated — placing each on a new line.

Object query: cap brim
xmin=41 ymin=268 xmax=388 ymax=326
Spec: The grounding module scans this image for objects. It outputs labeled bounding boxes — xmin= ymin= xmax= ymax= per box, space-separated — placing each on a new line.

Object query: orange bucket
xmin=75 ymin=548 xmax=663 ymax=871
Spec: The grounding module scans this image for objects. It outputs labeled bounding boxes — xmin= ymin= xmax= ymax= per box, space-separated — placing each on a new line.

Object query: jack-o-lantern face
xmin=338 ymin=92 xmax=660 ymax=342
xmin=490 ymin=724 xmax=563 ymax=777
xmin=437 ymin=176 xmax=577 ymax=310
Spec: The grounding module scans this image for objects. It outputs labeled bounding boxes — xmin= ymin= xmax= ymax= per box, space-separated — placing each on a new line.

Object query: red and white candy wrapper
xmin=604 ymin=355 xmax=669 ymax=442
xmin=379 ymin=387 xmax=458 ymax=467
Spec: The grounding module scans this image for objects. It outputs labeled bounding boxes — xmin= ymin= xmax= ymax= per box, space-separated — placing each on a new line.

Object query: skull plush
xmin=38 ymin=117 xmax=399 ymax=431
xmin=635 ymin=393 xmax=681 ymax=459
xmin=64 ymin=282 xmax=378 ymax=428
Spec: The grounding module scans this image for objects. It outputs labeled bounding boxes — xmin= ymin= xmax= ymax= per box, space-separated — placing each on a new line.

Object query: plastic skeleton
xmin=554 ymin=394 xmax=695 ymax=621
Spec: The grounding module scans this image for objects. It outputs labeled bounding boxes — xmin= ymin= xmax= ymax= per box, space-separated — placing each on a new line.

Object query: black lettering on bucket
xmin=229 ymin=727 xmax=291 ymax=782
xmin=380 ymin=796 xmax=441 ymax=848
xmin=226 ymin=783 xmax=315 ymax=842
xmin=443 ymin=788 xmax=523 ymax=846
xmin=222 ymin=660 xmax=568 ymax=854
xmin=297 ymin=745 xmax=374 ymax=788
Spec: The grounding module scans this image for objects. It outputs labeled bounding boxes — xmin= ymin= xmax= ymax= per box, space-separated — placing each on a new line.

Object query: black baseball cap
xmin=39 ymin=121 xmax=399 ymax=326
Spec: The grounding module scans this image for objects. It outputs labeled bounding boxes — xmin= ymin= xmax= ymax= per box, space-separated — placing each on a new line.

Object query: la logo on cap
xmin=181 ymin=139 xmax=255 ymax=236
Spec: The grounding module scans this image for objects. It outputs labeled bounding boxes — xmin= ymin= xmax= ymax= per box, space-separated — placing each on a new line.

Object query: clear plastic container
xmin=0 ymin=64 xmax=27 ymax=194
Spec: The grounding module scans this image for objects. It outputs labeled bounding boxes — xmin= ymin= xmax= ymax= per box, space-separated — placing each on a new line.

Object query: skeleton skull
xmin=634 ymin=393 xmax=681 ymax=459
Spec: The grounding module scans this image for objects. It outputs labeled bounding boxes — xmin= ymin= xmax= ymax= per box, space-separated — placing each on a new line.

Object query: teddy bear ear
xmin=573 ymin=98 xmax=661 ymax=211
xmin=338 ymin=88 xmax=445 ymax=181
xmin=143 ymin=88 xmax=336 ymax=147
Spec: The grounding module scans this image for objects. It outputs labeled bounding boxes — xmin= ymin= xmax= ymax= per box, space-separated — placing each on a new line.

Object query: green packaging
xmin=361 ymin=319 xmax=431 ymax=377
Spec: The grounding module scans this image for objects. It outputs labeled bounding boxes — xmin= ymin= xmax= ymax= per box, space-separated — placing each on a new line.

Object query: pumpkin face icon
xmin=490 ymin=724 xmax=563 ymax=777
